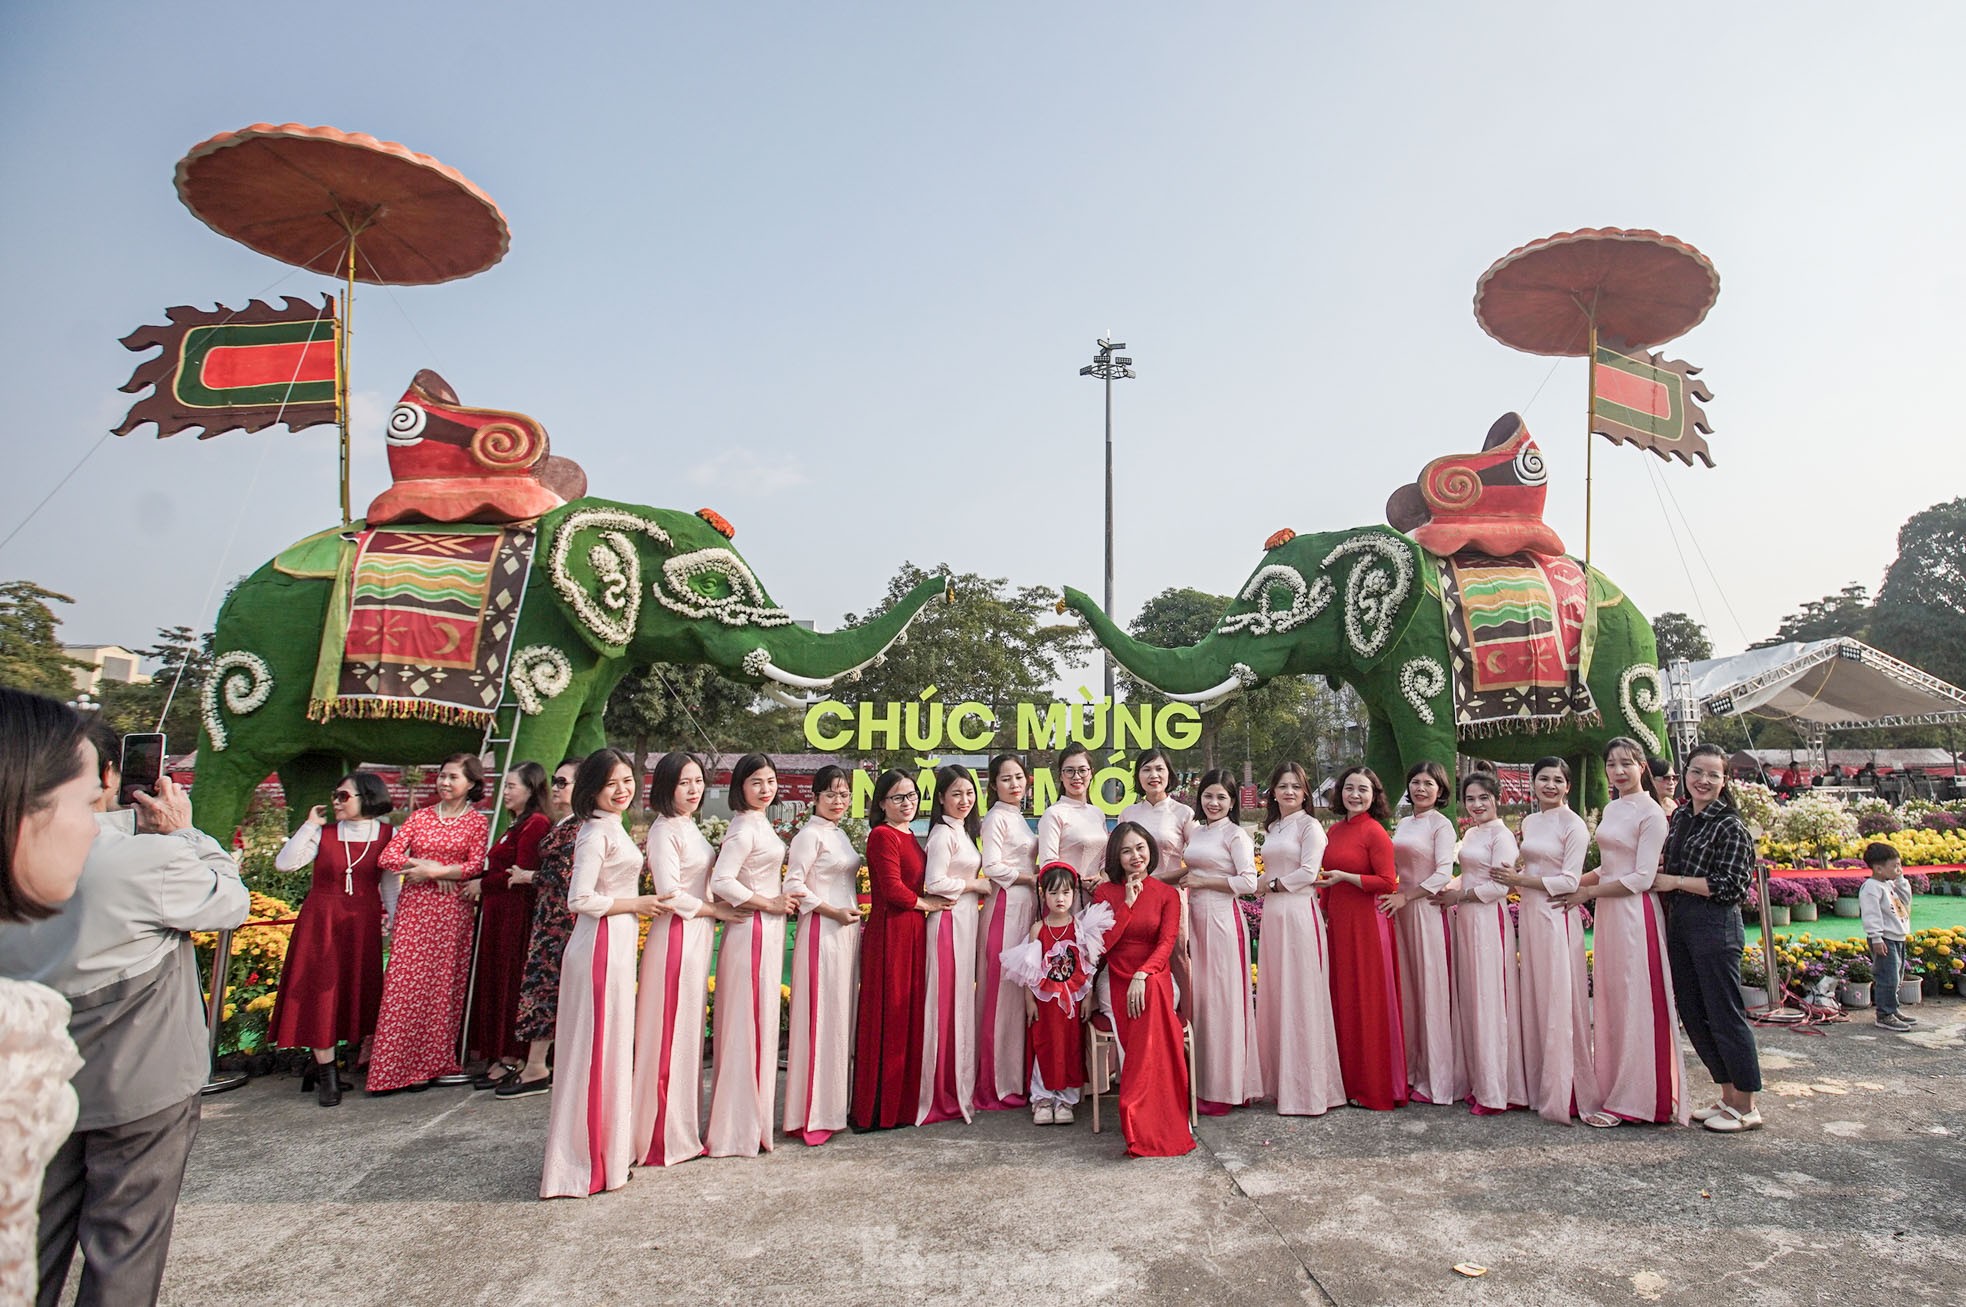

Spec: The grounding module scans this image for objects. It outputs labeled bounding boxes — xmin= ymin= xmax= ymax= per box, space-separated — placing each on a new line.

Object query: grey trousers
xmin=36 ymin=1092 xmax=201 ymax=1307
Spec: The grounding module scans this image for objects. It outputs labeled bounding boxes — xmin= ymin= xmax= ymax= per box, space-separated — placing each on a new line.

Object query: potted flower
xmin=1898 ymin=952 xmax=1924 ymax=1007
xmin=1828 ymin=874 xmax=1867 ymax=918
xmin=1789 ymin=878 xmax=1819 ymax=922
xmin=1764 ymin=877 xmax=1806 ymax=926
xmin=1836 ymin=955 xmax=1874 ymax=1009
xmin=1738 ymin=945 xmax=1770 ymax=1010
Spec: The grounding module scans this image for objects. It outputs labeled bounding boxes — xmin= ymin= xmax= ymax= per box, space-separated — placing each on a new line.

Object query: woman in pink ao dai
xmin=1494 ymin=757 xmax=1601 ymax=1124
xmin=1557 ymin=737 xmax=1685 ymax=1126
xmin=705 ymin=754 xmax=794 ymax=1158
xmin=1253 ymin=763 xmax=1346 ymax=1116
xmin=1385 ymin=761 xmax=1463 ymax=1106
xmin=782 ymin=766 xmax=862 ymax=1145
xmin=1182 ymin=770 xmax=1261 ymax=1113
xmin=632 ymin=753 xmax=722 ymax=1167
xmin=1038 ymin=744 xmax=1110 ymax=895
xmin=542 ymin=750 xmax=668 ymax=1199
xmin=919 ymin=765 xmax=988 ymax=1125
xmin=975 ymin=755 xmax=1038 ymax=1110
xmin=1444 ymin=773 xmax=1526 ymax=1115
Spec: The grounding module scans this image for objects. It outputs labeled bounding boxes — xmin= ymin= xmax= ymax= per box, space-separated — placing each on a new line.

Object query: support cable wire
xmin=153 ymin=436 xmax=276 ymax=734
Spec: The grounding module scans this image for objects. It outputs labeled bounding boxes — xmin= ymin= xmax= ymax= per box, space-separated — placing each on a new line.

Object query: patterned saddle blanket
xmin=307 ymin=524 xmax=535 ymax=726
xmin=1437 ymin=552 xmax=1598 ymax=734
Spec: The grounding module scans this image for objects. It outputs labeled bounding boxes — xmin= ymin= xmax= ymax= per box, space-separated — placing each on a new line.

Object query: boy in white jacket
xmin=1858 ymin=841 xmax=1915 ymax=1031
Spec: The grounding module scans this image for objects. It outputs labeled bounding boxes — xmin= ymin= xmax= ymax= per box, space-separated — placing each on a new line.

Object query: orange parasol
xmin=173 ymin=123 xmax=508 ymax=522
xmin=175 ymin=123 xmax=508 ymax=285
xmin=1473 ymin=227 xmax=1717 ymax=357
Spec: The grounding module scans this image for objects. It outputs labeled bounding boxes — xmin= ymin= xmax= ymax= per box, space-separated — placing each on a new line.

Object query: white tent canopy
xmin=1667 ymin=638 xmax=1966 ymax=730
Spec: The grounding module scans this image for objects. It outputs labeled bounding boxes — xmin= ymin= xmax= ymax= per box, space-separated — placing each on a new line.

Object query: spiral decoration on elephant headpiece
xmin=365 ymin=369 xmax=588 ymax=526
xmin=1384 ymin=412 xmax=1565 ymax=558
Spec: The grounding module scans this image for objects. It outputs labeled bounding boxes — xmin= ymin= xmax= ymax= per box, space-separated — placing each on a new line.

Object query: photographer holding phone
xmin=0 ymin=723 xmax=249 ymax=1307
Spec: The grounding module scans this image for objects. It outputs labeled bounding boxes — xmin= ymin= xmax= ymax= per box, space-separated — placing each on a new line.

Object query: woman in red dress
xmin=369 ymin=755 xmax=491 ymax=1094
xmin=468 ymin=762 xmax=551 ymax=1089
xmin=1092 ymin=821 xmax=1194 ymax=1156
xmin=1317 ymin=765 xmax=1408 ymax=1110
xmin=269 ymin=771 xmax=394 ymax=1106
xmin=850 ymin=769 xmax=951 ymax=1131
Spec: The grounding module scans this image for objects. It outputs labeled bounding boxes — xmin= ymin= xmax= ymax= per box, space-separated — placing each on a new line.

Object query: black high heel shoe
xmin=317 ymin=1062 xmax=343 ymax=1107
xmin=301 ymin=1063 xmax=321 ymax=1093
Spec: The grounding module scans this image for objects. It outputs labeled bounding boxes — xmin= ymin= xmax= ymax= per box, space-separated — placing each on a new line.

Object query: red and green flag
xmin=1591 ymin=340 xmax=1715 ymax=467
xmin=114 ymin=296 xmax=340 ymax=439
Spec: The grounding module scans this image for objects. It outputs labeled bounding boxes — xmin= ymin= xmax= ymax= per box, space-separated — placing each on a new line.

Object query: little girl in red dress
xmin=1001 ymin=863 xmax=1110 ymax=1125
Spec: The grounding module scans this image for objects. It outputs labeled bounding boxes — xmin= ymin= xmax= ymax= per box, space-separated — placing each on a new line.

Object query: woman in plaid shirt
xmin=1652 ymin=743 xmax=1763 ymax=1133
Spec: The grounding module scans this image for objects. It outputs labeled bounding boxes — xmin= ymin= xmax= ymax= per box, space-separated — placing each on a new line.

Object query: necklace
xmin=434 ymin=799 xmax=470 ymax=822
xmin=339 ymin=819 xmax=377 ymax=894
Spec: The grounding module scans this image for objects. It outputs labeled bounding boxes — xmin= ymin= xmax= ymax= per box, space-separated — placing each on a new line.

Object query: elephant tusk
xmin=762 ymin=685 xmax=809 ymax=709
xmin=751 ymin=658 xmax=839 ymax=691
xmin=1132 ymin=663 xmax=1258 ymax=712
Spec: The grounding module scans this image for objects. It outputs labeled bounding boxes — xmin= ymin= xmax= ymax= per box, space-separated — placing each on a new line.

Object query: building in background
xmin=62 ymin=644 xmax=151 ymax=695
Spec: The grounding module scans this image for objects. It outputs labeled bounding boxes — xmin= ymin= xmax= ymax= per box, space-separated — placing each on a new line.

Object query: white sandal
xmin=1702 ymin=1105 xmax=1762 ymax=1133
xmin=1689 ymin=1101 xmax=1728 ymax=1122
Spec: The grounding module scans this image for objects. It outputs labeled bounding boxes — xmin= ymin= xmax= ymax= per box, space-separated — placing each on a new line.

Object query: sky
xmin=3 ymin=2 xmax=1962 ymax=695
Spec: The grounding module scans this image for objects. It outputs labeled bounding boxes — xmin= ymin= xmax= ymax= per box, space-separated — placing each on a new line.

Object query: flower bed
xmin=1744 ymin=926 xmax=1965 ymax=997
xmin=193 ymin=890 xmax=296 ymax=1056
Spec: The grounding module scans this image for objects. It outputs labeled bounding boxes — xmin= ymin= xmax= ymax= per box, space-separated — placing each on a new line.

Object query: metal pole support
xmin=431 ymin=899 xmax=487 ymax=1085
xmin=201 ymin=927 xmax=248 ymax=1095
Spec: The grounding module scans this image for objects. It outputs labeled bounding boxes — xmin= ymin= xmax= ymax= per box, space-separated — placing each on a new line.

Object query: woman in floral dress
xmin=500 ymin=757 xmax=582 ymax=1098
xmin=368 ymin=755 xmax=491 ymax=1093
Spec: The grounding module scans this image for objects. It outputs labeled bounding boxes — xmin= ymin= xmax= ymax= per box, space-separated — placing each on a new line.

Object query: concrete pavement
xmin=142 ymin=1001 xmax=1965 ymax=1306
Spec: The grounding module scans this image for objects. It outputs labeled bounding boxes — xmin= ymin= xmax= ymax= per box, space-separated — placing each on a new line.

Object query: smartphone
xmin=120 ymin=733 xmax=167 ymax=807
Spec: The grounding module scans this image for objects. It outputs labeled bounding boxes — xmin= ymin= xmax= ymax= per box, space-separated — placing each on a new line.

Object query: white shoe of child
xmin=1034 ymin=1101 xmax=1056 ymax=1126
xmin=1054 ymin=1104 xmax=1075 ymax=1125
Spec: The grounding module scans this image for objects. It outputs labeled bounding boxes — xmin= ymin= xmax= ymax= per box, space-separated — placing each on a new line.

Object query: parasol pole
xmin=1580 ymin=316 xmax=1596 ymax=566
xmin=338 ymin=234 xmax=356 ymax=526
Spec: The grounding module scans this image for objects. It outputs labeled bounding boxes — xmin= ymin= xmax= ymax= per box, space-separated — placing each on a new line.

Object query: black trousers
xmin=37 ymin=1091 xmax=201 ymax=1307
xmin=1664 ymin=896 xmax=1762 ymax=1094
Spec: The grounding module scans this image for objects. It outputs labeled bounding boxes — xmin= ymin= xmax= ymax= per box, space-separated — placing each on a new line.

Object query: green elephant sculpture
xmin=1064 ymin=524 xmax=1667 ymax=811
xmin=191 ymin=496 xmax=943 ymax=840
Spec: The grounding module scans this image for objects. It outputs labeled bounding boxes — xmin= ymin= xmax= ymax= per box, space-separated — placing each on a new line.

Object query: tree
xmin=1651 ymin=611 xmax=1714 ymax=664
xmin=603 ymin=662 xmax=765 ymax=795
xmin=1123 ymin=586 xmax=1357 ymax=780
xmin=94 ymin=625 xmax=213 ymax=745
xmin=1753 ymin=583 xmax=1871 ymax=648
xmin=835 ymin=563 xmax=1090 ymax=765
xmin=1870 ymin=497 xmax=1966 ymax=689
xmin=0 ymin=581 xmax=85 ymax=697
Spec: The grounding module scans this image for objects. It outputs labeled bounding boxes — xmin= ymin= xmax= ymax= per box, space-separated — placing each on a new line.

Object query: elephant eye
xmin=656 ymin=548 xmax=794 ymax=629
xmin=1265 ymin=582 xmax=1296 ymax=614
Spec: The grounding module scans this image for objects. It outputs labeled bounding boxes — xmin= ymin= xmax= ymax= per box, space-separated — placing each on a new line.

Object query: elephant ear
xmin=1318 ymin=530 xmax=1425 ymax=672
xmin=544 ymin=506 xmax=675 ymax=658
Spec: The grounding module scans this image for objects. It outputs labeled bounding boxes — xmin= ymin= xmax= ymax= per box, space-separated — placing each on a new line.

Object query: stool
xmin=1085 ymin=1015 xmax=1198 ymax=1134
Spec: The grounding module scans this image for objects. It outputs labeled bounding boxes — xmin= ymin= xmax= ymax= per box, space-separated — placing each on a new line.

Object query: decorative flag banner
xmin=1590 ymin=340 xmax=1715 ymax=467
xmin=114 ymin=295 xmax=340 ymax=438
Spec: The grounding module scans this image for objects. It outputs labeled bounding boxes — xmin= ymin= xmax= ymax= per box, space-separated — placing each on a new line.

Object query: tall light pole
xmin=1080 ymin=336 xmax=1134 ymax=703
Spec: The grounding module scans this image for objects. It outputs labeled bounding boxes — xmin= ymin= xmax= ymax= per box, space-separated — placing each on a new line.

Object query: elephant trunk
xmin=1060 ymin=587 xmax=1265 ymax=706
xmin=745 ymin=577 xmax=947 ymax=692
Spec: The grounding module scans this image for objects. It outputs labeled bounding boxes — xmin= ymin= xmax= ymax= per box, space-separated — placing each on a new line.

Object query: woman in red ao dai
xmin=466 ymin=762 xmax=551 ymax=1084
xmin=1254 ymin=762 xmax=1346 ymax=1116
xmin=541 ymin=750 xmax=671 ymax=1198
xmin=975 ymin=755 xmax=1038 ymax=1110
xmin=1492 ymin=757 xmax=1602 ymax=1124
xmin=1181 ymin=769 xmax=1261 ymax=1113
xmin=1439 ymin=772 xmax=1526 ymax=1115
xmin=1381 ymin=761 xmax=1463 ymax=1106
xmin=1555 ymin=737 xmax=1685 ymax=1126
xmin=705 ymin=754 xmax=795 ymax=1157
xmin=1317 ymin=766 xmax=1407 ymax=1110
xmin=782 ymin=765 xmax=862 ymax=1145
xmin=1037 ymin=744 xmax=1109 ymax=896
xmin=919 ymin=765 xmax=988 ymax=1125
